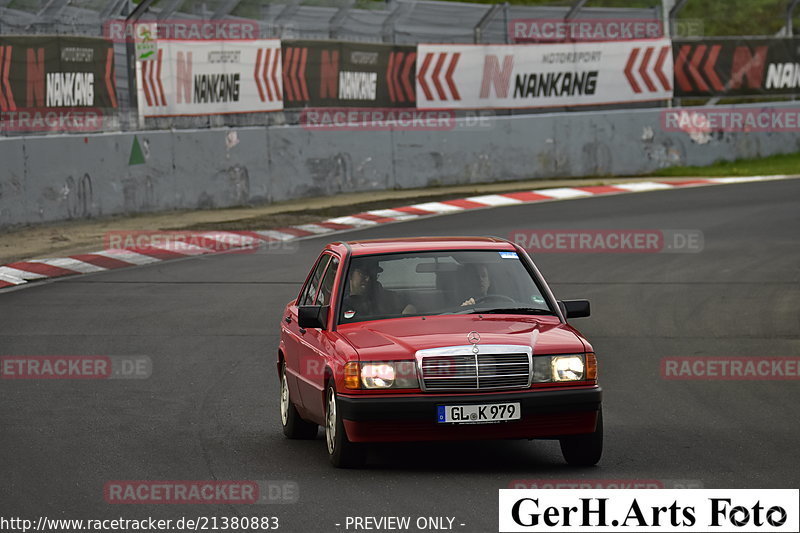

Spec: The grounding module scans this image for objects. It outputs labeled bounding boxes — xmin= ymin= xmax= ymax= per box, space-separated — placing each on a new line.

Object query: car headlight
xmin=552 ymin=355 xmax=585 ymax=381
xmin=352 ymin=361 xmax=420 ymax=389
xmin=532 ymin=353 xmax=596 ymax=383
xmin=361 ymin=363 xmax=395 ymax=388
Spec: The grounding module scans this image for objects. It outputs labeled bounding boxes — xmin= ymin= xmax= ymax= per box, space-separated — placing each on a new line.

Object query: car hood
xmin=338 ymin=315 xmax=586 ymax=361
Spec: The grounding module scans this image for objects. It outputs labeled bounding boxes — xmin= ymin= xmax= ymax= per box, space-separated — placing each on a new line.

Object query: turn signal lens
xmin=344 ymin=362 xmax=360 ymax=389
xmin=586 ymin=352 xmax=597 ymax=381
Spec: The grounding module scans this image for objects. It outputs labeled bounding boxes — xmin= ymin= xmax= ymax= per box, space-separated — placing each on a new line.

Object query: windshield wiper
xmin=455 ymin=307 xmax=555 ymax=316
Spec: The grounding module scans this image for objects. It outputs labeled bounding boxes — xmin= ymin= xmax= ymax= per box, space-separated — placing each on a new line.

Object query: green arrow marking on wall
xmin=129 ymin=136 xmax=145 ymax=166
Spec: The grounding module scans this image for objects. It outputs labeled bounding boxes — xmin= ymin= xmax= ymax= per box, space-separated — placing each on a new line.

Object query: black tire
xmin=560 ymin=409 xmax=603 ymax=466
xmin=280 ymin=364 xmax=318 ymax=439
xmin=325 ymin=382 xmax=365 ymax=468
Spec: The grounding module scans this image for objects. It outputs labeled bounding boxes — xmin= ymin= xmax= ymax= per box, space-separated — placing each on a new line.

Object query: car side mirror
xmin=558 ymin=300 xmax=590 ymax=319
xmin=298 ymin=305 xmax=329 ymax=329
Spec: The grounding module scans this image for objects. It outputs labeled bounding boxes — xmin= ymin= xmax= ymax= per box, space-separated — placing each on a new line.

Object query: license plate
xmin=437 ymin=402 xmax=521 ymax=424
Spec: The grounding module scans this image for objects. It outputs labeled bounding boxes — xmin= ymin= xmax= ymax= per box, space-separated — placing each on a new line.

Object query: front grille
xmin=417 ymin=346 xmax=532 ymax=391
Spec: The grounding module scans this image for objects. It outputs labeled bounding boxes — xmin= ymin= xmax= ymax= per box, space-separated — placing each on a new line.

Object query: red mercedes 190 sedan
xmin=277 ymin=237 xmax=602 ymax=468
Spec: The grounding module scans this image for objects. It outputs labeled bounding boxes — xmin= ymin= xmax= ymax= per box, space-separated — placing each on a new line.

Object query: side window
xmin=299 ymin=254 xmax=330 ymax=306
xmin=314 ymin=257 xmax=340 ymax=306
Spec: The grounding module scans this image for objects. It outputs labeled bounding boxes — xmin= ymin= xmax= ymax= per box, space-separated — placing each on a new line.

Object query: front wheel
xmin=280 ymin=364 xmax=318 ymax=439
xmin=325 ymin=383 xmax=365 ymax=468
xmin=559 ymin=409 xmax=603 ymax=466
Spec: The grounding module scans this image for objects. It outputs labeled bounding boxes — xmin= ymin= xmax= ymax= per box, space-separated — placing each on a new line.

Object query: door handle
xmin=284 ymin=315 xmax=292 ymax=324
xmin=299 ymin=327 xmax=306 ymax=335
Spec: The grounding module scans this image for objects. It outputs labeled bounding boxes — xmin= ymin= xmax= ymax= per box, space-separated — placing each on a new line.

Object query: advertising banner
xmin=416 ymin=39 xmax=673 ymax=110
xmin=137 ymin=39 xmax=283 ymax=118
xmin=673 ymin=38 xmax=800 ymax=97
xmin=0 ymin=35 xmax=117 ymax=133
xmin=281 ymin=40 xmax=416 ymax=108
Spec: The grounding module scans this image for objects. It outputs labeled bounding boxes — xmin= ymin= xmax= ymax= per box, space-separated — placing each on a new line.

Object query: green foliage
xmin=397 ymin=0 xmax=798 ymax=37
xmin=651 ymin=151 xmax=800 ymax=177
xmin=678 ymin=0 xmax=788 ymax=37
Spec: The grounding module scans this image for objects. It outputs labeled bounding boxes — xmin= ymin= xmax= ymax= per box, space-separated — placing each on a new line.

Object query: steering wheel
xmin=474 ymin=294 xmax=516 ymax=305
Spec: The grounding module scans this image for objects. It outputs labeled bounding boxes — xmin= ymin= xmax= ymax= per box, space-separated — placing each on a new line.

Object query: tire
xmin=280 ymin=364 xmax=318 ymax=439
xmin=325 ymin=382 xmax=365 ymax=468
xmin=559 ymin=409 xmax=603 ymax=466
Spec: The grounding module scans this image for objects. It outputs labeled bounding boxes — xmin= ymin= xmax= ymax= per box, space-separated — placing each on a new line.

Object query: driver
xmin=461 ymin=264 xmax=492 ymax=306
xmin=341 ymin=265 xmax=377 ymax=318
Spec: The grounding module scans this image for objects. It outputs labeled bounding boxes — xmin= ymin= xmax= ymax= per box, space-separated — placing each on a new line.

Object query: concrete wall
xmin=2 ymin=103 xmax=799 ymax=227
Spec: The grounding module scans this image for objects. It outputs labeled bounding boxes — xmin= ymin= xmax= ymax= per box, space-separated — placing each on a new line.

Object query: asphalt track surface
xmin=1 ymin=179 xmax=798 ymax=532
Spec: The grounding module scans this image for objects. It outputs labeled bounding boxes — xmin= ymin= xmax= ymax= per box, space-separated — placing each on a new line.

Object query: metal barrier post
xmin=474 ymin=3 xmax=501 ymax=44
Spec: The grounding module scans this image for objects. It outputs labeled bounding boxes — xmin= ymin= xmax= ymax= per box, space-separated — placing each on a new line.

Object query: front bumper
xmin=338 ymin=386 xmax=601 ymax=443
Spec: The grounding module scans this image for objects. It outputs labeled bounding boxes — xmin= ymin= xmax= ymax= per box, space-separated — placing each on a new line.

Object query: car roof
xmin=328 ymin=236 xmax=516 ymax=256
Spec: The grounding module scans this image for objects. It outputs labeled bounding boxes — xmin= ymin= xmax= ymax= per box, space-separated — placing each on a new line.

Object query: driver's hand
xmin=461 ymin=297 xmax=475 ymax=306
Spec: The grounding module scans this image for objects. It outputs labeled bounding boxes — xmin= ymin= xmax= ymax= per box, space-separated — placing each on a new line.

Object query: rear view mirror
xmin=298 ymin=305 xmax=329 ymax=329
xmin=415 ymin=262 xmax=460 ymax=273
xmin=558 ymin=300 xmax=590 ymax=319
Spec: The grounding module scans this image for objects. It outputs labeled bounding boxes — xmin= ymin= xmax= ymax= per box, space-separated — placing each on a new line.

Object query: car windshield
xmin=338 ymin=249 xmax=553 ymax=324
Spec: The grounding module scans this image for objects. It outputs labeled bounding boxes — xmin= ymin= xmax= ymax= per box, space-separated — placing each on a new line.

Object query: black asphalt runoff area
xmin=1 ymin=179 xmax=798 ymax=531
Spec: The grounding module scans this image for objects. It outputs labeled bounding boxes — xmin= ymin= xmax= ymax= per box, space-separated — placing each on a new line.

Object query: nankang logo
xmin=193 ymin=73 xmax=240 ymax=103
xmin=479 ymin=54 xmax=598 ymax=100
xmin=765 ymin=62 xmax=800 ymax=89
xmin=514 ymin=71 xmax=598 ymax=98
xmin=46 ymin=72 xmax=95 ymax=107
xmin=338 ymin=71 xmax=377 ymax=100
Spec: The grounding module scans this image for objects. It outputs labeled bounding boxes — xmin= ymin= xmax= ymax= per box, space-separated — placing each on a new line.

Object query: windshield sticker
xmin=499 ymin=251 xmax=519 ymax=259
xmin=344 ymin=310 xmax=356 ymax=319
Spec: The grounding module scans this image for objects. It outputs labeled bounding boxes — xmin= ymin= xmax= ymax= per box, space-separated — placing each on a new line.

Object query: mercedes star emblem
xmin=467 ymin=331 xmax=480 ymax=344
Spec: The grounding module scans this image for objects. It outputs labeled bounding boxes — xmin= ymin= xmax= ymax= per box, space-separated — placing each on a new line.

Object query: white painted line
xmin=534 ymin=187 xmax=593 ymax=199
xmin=292 ymin=224 xmax=336 ymax=234
xmin=94 ymin=249 xmax=161 ymax=265
xmin=0 ymin=271 xmax=27 ymax=285
xmin=613 ymin=181 xmax=674 ymax=192
xmin=707 ymin=175 xmax=787 ymax=184
xmin=195 ymin=231 xmax=259 ymax=250
xmin=364 ymin=208 xmax=418 ymax=219
xmin=325 ymin=216 xmax=379 ymax=226
xmin=252 ymin=230 xmax=297 ymax=241
xmin=465 ymin=194 xmax=524 ymax=206
xmin=410 ymin=201 xmax=463 ymax=213
xmin=148 ymin=241 xmax=213 ymax=255
xmin=199 ymin=231 xmax=258 ymax=243
xmin=28 ymin=258 xmax=106 ymax=273
xmin=0 ymin=266 xmax=47 ymax=280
